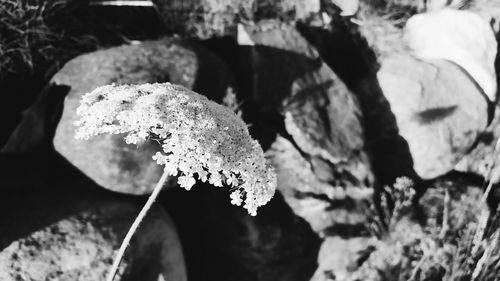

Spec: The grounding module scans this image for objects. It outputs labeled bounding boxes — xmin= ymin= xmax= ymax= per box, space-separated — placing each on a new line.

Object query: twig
xmin=106 ymin=170 xmax=169 ymax=281
xmin=440 ymin=189 xmax=450 ymax=239
xmin=408 ymin=253 xmax=427 ymax=281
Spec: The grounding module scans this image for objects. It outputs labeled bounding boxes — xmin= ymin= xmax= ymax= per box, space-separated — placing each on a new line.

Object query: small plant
xmin=366 ymin=176 xmax=416 ymax=237
xmin=75 ymin=82 xmax=277 ymax=281
xmin=0 ymin=0 xmax=65 ymax=76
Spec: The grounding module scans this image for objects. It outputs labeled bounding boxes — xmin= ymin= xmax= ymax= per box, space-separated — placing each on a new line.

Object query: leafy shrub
xmin=0 ymin=0 xmax=65 ymax=76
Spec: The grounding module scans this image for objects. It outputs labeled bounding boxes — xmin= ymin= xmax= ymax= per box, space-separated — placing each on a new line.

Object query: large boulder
xmin=330 ymin=2 xmax=496 ymax=182
xmin=52 ymin=38 xmax=234 ymax=195
xmin=377 ymin=55 xmax=490 ymax=179
xmin=0 ymin=185 xmax=186 ymax=281
xmin=296 ymin=12 xmax=421 ymax=188
xmin=238 ymin=21 xmax=373 ymax=234
xmin=1 ymin=84 xmax=69 ymax=154
xmin=404 ymin=8 xmax=497 ymax=102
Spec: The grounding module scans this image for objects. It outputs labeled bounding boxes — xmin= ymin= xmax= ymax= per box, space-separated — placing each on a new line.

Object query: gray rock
xmin=267 ymin=136 xmax=372 ymax=235
xmin=243 ymin=21 xmax=371 ymax=177
xmin=377 ymin=55 xmax=490 ymax=179
xmin=0 ymin=187 xmax=186 ymax=281
xmin=311 ymin=236 xmax=377 ymax=281
xmin=52 ymin=38 xmax=233 ymax=195
xmin=220 ymin=198 xmax=321 ymax=281
xmin=241 ymin=21 xmax=373 ymax=234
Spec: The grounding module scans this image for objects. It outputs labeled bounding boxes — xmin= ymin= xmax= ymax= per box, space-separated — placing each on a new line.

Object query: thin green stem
xmin=106 ymin=170 xmax=169 ymax=281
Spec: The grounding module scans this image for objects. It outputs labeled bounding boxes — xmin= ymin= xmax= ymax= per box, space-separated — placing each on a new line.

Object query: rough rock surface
xmin=154 ymin=0 xmax=320 ymax=39
xmin=52 ymin=38 xmax=233 ymax=195
xmin=267 ymin=136 xmax=372 ymax=234
xmin=378 ymin=55 xmax=490 ymax=179
xmin=0 ymin=185 xmax=186 ymax=281
xmin=237 ymin=21 xmax=373 ymax=235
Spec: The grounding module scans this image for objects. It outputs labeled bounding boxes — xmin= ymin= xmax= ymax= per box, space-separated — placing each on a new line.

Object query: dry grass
xmin=358 ymin=176 xmax=500 ymax=281
xmin=0 ymin=0 xmax=143 ymax=79
xmin=353 ymin=0 xmax=489 ymax=59
xmin=0 ymin=0 xmax=69 ymax=76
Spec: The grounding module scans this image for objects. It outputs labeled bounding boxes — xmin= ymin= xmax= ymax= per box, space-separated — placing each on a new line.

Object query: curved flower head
xmin=75 ymin=83 xmax=276 ymax=215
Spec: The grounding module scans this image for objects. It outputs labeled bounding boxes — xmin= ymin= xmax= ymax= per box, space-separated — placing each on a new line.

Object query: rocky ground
xmin=1 ymin=0 xmax=500 ymax=280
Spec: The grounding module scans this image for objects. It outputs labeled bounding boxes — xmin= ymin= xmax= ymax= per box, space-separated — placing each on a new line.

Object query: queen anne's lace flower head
xmin=74 ymin=83 xmax=276 ymax=215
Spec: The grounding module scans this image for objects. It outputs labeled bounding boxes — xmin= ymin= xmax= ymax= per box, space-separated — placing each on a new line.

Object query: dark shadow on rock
xmin=0 ymin=70 xmax=61 ymax=149
xmin=186 ymin=39 xmax=237 ymax=103
xmin=296 ymin=19 xmax=424 ymax=197
xmin=0 ymin=83 xmax=71 ymax=188
xmin=200 ymin=32 xmax=373 ymax=237
xmin=413 ymin=105 xmax=458 ymax=125
xmin=194 ymin=37 xmax=324 ymax=281
xmin=322 ymin=223 xmax=371 ymax=238
xmin=161 ymin=182 xmax=321 ymax=281
xmin=0 ymin=156 xmax=111 ymax=250
xmin=2 ymin=83 xmax=69 ymax=154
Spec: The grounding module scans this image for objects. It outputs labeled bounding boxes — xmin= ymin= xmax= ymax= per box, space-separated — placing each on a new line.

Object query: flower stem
xmin=106 ymin=170 xmax=169 ymax=281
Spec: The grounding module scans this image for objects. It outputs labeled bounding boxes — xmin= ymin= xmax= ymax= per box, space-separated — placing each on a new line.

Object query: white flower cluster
xmin=74 ymin=83 xmax=276 ymax=215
